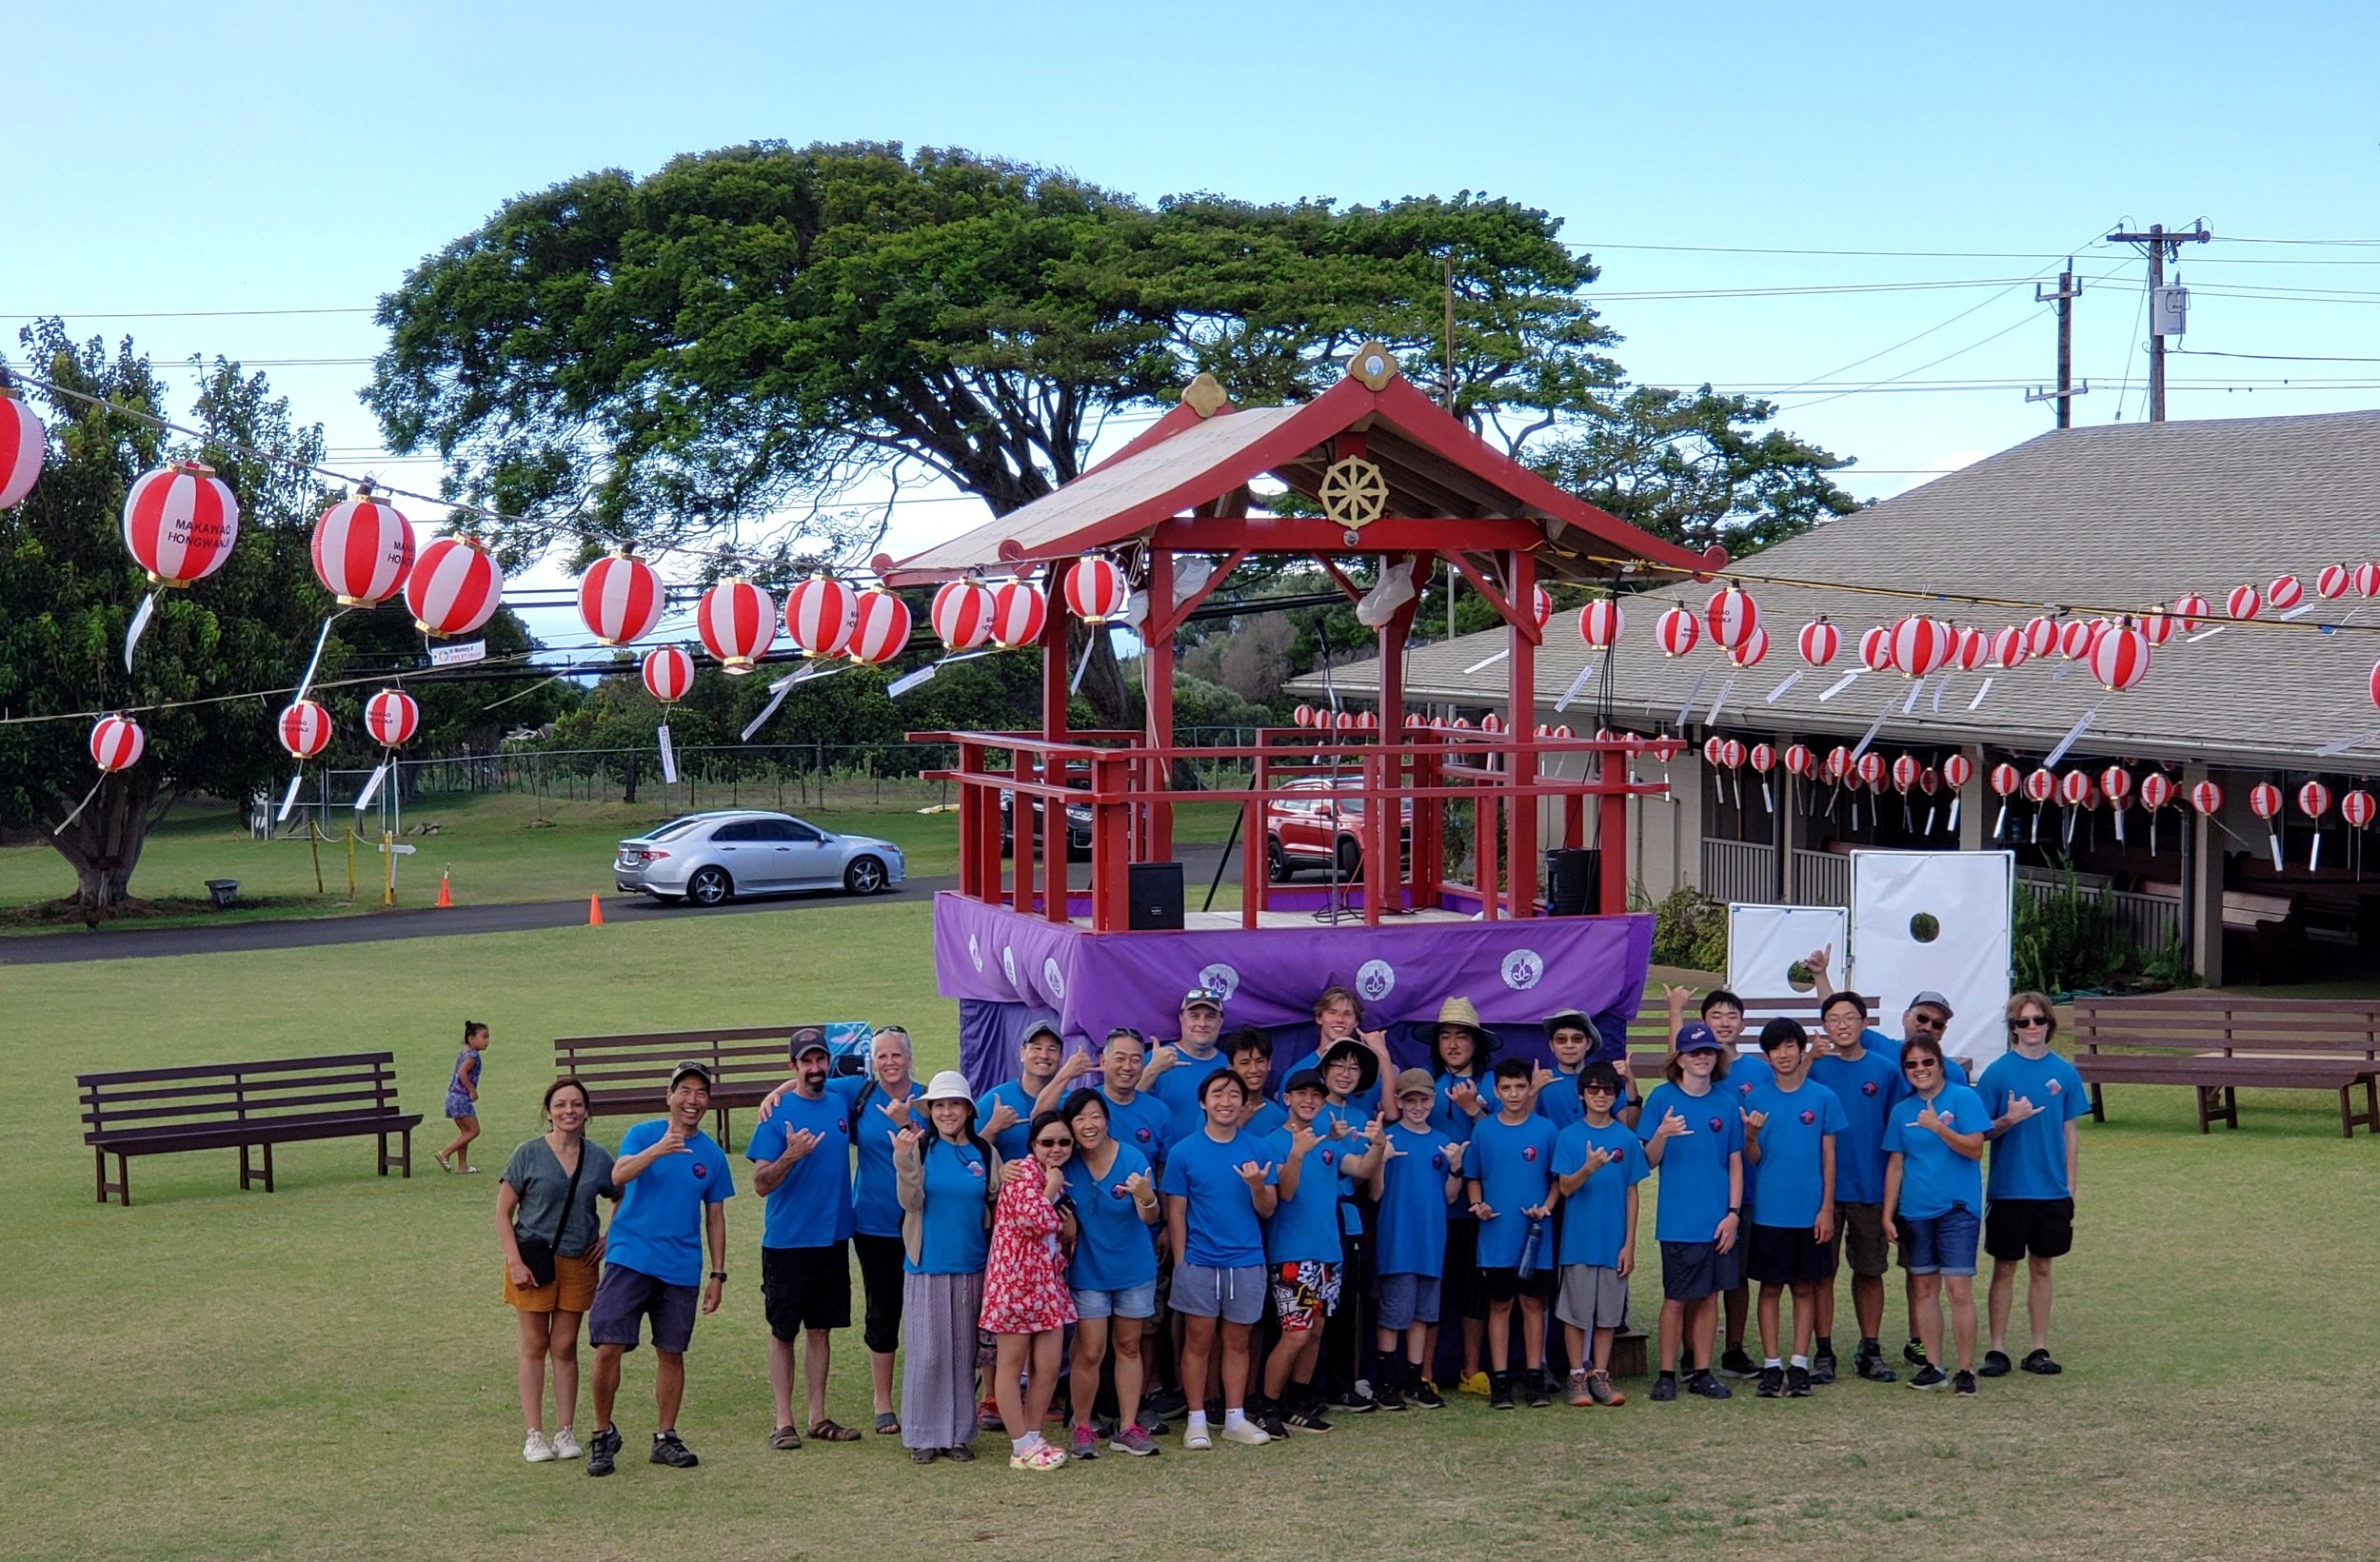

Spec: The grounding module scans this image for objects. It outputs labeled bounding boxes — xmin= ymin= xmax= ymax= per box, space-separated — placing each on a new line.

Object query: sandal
xmin=909 ymin=1447 xmax=938 ymax=1464
xmin=873 ymin=1413 xmax=900 ymax=1435
xmin=768 ymin=1425 xmax=803 ymax=1450
xmin=942 ymin=1443 xmax=976 ymax=1462
xmin=807 ymin=1419 xmax=862 ymax=1443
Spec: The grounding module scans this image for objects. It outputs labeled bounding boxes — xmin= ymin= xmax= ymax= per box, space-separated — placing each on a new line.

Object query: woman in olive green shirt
xmin=496 ymin=1078 xmax=617 ymax=1464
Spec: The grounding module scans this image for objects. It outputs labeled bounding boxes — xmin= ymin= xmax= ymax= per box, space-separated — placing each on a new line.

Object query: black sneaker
xmin=1786 ymin=1364 xmax=1814 ymax=1397
xmin=1334 ymin=1386 xmax=1378 ymax=1414
xmin=2021 ymin=1349 xmax=2064 ymax=1375
xmin=1408 ymin=1379 xmax=1446 ymax=1409
xmin=1907 ymin=1365 xmax=1948 ymax=1391
xmin=1649 ymin=1374 xmax=1678 ymax=1403
xmin=1755 ymin=1365 xmax=1784 ymax=1398
xmin=1687 ymin=1371 xmax=1734 ymax=1400
xmin=1953 ymin=1370 xmax=1977 ymax=1397
xmin=1718 ymin=1347 xmax=1758 ymax=1378
xmin=1372 ymin=1381 xmax=1408 ymax=1412
xmin=585 ymin=1424 xmax=622 ymax=1477
xmin=1979 ymin=1349 xmax=2013 ymax=1377
xmin=1854 ymin=1349 xmax=1898 ymax=1384
xmin=1903 ymin=1337 xmax=1930 ymax=1368
xmin=649 ymin=1430 xmax=699 ymax=1468
xmin=1489 ymin=1373 xmax=1516 ymax=1410
xmin=1810 ymin=1350 xmax=1837 ymax=1385
xmin=1143 ymin=1386 xmax=1188 ymax=1418
xmin=1255 ymin=1403 xmax=1290 ymax=1440
xmin=1284 ymin=1403 xmax=1335 ymax=1433
xmin=1525 ymin=1370 xmax=1552 ymax=1409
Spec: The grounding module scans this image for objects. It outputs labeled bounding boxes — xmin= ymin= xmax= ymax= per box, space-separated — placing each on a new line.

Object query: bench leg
xmin=2220 ymin=1086 xmax=2239 ymax=1131
xmin=2089 ymin=1081 xmax=2105 ymax=1123
xmin=378 ymin=1131 xmax=390 ymax=1176
xmin=263 ymin=1141 xmax=275 ymax=1194
xmin=94 ymin=1147 xmax=109 ymax=1205
xmin=118 ymin=1154 xmax=130 ymax=1208
xmin=399 ymin=1128 xmax=413 ymax=1178
xmin=240 ymin=1143 xmax=256 ymax=1190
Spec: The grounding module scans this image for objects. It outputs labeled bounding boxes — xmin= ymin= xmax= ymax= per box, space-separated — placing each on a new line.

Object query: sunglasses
xmin=1910 ymin=1014 xmax=1947 ymax=1030
xmin=2010 ymin=1016 xmax=2052 ymax=1029
xmin=1034 ymin=1137 xmax=1073 ymax=1149
xmin=1580 ymin=1084 xmax=1618 ymax=1096
xmin=1903 ymin=1058 xmax=1940 ymax=1072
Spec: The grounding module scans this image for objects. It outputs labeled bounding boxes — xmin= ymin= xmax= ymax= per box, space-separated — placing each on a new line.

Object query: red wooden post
xmin=1478 ymin=763 xmax=1500 ymax=922
xmin=958 ymin=741 xmax=983 ymax=900
xmin=1144 ymin=547 xmax=1175 ymax=863
xmin=1597 ymin=785 xmax=1630 ymax=915
xmin=1506 ymin=548 xmax=1539 ymax=917
xmin=1012 ymin=742 xmax=1037 ymax=917
xmin=1092 ymin=751 xmax=1129 ymax=930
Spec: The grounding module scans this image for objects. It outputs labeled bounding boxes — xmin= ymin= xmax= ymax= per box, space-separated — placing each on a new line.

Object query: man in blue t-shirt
xmin=1160 ymin=1069 xmax=1279 ymax=1449
xmin=585 ymin=1061 xmax=734 ymax=1476
xmin=976 ymin=1013 xmax=1064 ymax=1162
xmin=1033 ymin=1026 xmax=1174 ymax=1168
xmin=1808 ymin=989 xmax=1903 ymax=1385
xmin=747 ymin=1034 xmax=857 ymax=1449
xmin=1741 ymin=1018 xmax=1847 ymax=1399
xmin=1144 ymin=986 xmax=1233 ymax=1142
xmin=1976 ymin=994 xmax=2089 ymax=1377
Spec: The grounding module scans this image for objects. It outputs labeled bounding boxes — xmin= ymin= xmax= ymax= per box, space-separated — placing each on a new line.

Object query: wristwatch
xmin=709 ymin=1271 xmax=727 ymax=1282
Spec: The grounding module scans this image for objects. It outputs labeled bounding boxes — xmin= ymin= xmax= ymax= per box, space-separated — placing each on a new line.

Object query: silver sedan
xmin=613 ymin=810 xmax=906 ymax=905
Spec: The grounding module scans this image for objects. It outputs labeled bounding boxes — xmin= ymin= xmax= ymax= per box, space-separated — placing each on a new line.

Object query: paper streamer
xmin=276 ymin=772 xmax=305 ymax=822
xmin=2112 ymin=808 xmax=2125 ymax=843
xmin=1553 ymin=659 xmax=1599 ymax=713
xmin=292 ymin=610 xmax=347 ymax=704
xmin=2314 ymin=733 xmax=2371 ymax=758
xmin=1993 ymin=801 xmax=2008 ymax=839
xmin=2269 ymin=828 xmax=2283 ymax=874
xmin=1925 ymin=805 xmax=1937 ymax=836
xmin=1817 ymin=670 xmax=1859 ymax=702
xmin=1949 ymin=796 xmax=1962 ymax=834
xmin=1765 ymin=669 xmax=1804 ymax=703
xmin=352 ymin=761 xmax=389 ymax=812
xmin=51 ymin=777 xmax=106 ymax=836
xmin=658 ymin=722 xmax=678 ymax=785
xmin=1968 ymin=676 xmax=1994 ymax=711
xmin=887 ymin=662 xmax=938 ymax=698
xmin=741 ymin=662 xmax=843 ymax=741
xmin=2049 ymin=662 xmax=2075 ymax=683
xmin=1674 ymin=669 xmax=1711 ymax=728
xmin=1070 ymin=626 xmax=1101 ymax=694
xmin=2311 ymin=832 xmax=2323 ymax=873
xmin=1705 ymin=676 xmax=1735 ymax=729
xmin=2042 ymin=707 xmax=2098 ymax=769
xmin=1463 ymin=647 xmax=1511 ymax=675
xmin=1901 ymin=680 xmax=1922 ymax=716
xmin=123 ymin=592 xmax=157 ymax=670
xmin=1931 ymin=679 xmax=1948 ymax=713
xmin=1847 ymin=700 xmax=1893 ymax=766
xmin=1761 ymin=780 xmax=1773 ymax=814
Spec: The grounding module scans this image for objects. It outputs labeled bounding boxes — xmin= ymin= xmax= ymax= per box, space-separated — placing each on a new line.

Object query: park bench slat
xmin=2073 ymin=996 xmax=2380 ymax=1139
xmin=556 ymin=1028 xmax=821 ymax=1152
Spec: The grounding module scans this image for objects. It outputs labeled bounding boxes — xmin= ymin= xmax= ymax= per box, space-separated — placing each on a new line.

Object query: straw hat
xmin=1433 ymin=996 xmax=1497 ymax=1057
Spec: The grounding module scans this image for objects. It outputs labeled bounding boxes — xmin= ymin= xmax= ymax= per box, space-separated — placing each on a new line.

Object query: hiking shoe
xmin=649 ymin=1430 xmax=699 ymax=1468
xmin=1903 ymin=1337 xmax=1930 ymax=1368
xmin=1810 ymin=1350 xmax=1837 ymax=1385
xmin=1979 ymin=1349 xmax=2013 ymax=1377
xmin=1853 ymin=1349 xmax=1898 ymax=1384
xmin=1372 ymin=1381 xmax=1408 ymax=1412
xmin=1110 ymin=1424 xmax=1161 ymax=1456
xmin=1718 ymin=1347 xmax=1758 ymax=1378
xmin=1221 ymin=1419 xmax=1271 ymax=1446
xmin=1567 ymin=1370 xmax=1595 ymax=1407
xmin=1907 ymin=1365 xmax=1949 ymax=1391
xmin=1755 ymin=1365 xmax=1784 ymax=1399
xmin=1649 ymin=1374 xmax=1678 ymax=1403
xmin=1489 ymin=1373 xmax=1516 ymax=1410
xmin=585 ymin=1425 xmax=622 ymax=1477
xmin=1456 ymin=1371 xmax=1491 ymax=1396
xmin=1787 ymin=1365 xmax=1814 ymax=1398
xmin=1586 ymin=1370 xmax=1625 ymax=1407
xmin=1408 ymin=1379 xmax=1446 ymax=1409
xmin=2022 ymin=1349 xmax=2063 ymax=1375
xmin=1183 ymin=1423 xmax=1213 ymax=1451
xmin=1069 ymin=1424 xmax=1101 ymax=1461
xmin=1525 ymin=1370 xmax=1553 ymax=1409
xmin=1255 ymin=1403 xmax=1290 ymax=1440
xmin=1687 ymin=1372 xmax=1734 ymax=1400
xmin=550 ymin=1427 xmax=583 ymax=1460
xmin=1284 ymin=1403 xmax=1335 ymax=1433
xmin=524 ymin=1430 xmax=555 ymax=1463
xmin=1953 ymin=1370 xmax=1978 ymax=1397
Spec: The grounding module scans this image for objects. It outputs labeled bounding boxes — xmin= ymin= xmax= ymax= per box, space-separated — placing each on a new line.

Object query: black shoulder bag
xmin=515 ymin=1141 xmax=587 ymax=1288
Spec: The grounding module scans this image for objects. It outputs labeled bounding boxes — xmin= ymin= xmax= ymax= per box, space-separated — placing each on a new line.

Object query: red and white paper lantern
xmin=2022 ymin=615 xmax=2057 ymax=657
xmin=845 ymin=588 xmax=913 ymax=665
xmin=2025 ymin=768 xmax=2057 ymax=804
xmin=1990 ymin=762 xmax=2022 ymax=798
xmin=1942 ymin=753 xmax=1973 ymax=790
xmin=1824 ymin=746 xmax=1851 ymax=781
xmin=697 ymin=579 xmax=777 ymax=671
xmin=1797 ymin=620 xmax=1840 ymax=667
xmin=2099 ymin=766 xmax=2132 ymax=806
xmin=2344 ymin=790 xmax=2376 ymax=828
xmin=2172 ymin=593 xmax=2211 ymax=633
xmin=1890 ymin=615 xmax=1951 ymax=679
xmin=311 ymin=487 xmax=416 ymax=607
xmin=1748 ymin=742 xmax=1775 ymax=774
xmin=2249 ymin=782 xmax=2283 ymax=821
xmin=2268 ymin=574 xmax=2305 ymax=613
xmin=2058 ymin=771 xmax=2095 ymax=808
xmin=2087 ymin=623 xmax=2152 ymax=692
xmin=1062 ymin=555 xmax=1127 ymax=623
xmin=1294 ymin=704 xmax=1317 ymax=728
xmin=89 ymin=714 xmax=144 ymax=772
xmin=784 ymin=574 xmax=859 ymax=659
xmin=1579 ymin=598 xmax=1626 ymax=650
xmin=2225 ymin=584 xmax=2263 ymax=623
xmin=930 ymin=580 xmax=995 ymax=653
xmin=2139 ymin=772 xmax=2175 ymax=812
xmin=576 ymin=552 xmax=664 ymax=646
xmin=1705 ymin=585 xmax=1759 ymax=651
xmin=1954 ymin=626 xmax=1989 ymax=671
xmin=990 ymin=579 xmax=1048 ymax=648
xmin=2355 ymin=564 xmax=2380 ymax=600
xmin=1480 ymin=713 xmax=1506 ymax=735
xmin=277 ymin=699 xmax=333 ymax=761
xmin=2298 ymin=781 xmax=2333 ymax=820
xmin=0 ymin=390 xmax=44 ymax=509
xmin=405 ymin=537 xmax=505 ymax=638
xmin=2138 ymin=608 xmax=2175 ymax=646
xmin=2190 ymin=781 xmax=2224 ymax=816
xmin=1991 ymin=626 xmax=2031 ymax=669
xmin=2317 ymin=564 xmax=2352 ymax=601
xmin=1729 ymin=623 xmax=1771 ymax=668
xmin=1891 ymin=754 xmax=1920 ymax=793
xmin=1858 ymin=626 xmax=1895 ymax=673
xmin=642 ymin=645 xmax=694 ymax=703
xmin=1782 ymin=743 xmax=1813 ymax=777
xmin=1720 ymin=738 xmax=1746 ymax=770
xmin=1531 ymin=584 xmax=1553 ymax=630
xmin=2054 ymin=618 xmax=2093 ymax=661
xmin=123 ymin=462 xmax=240 ymax=586
xmin=1855 ymin=752 xmax=1886 ymax=788
xmin=1655 ymin=606 xmax=1699 ymax=657
xmin=363 ymin=689 xmax=419 ymax=748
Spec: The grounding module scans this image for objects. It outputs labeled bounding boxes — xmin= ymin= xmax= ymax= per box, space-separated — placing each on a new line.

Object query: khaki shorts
xmin=1834 ymin=1201 xmax=1889 ymax=1277
xmin=503 ymin=1252 xmax=600 ymax=1315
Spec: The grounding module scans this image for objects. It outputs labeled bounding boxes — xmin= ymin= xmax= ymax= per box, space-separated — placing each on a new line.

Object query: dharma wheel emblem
xmin=1319 ymin=455 xmax=1388 ymax=536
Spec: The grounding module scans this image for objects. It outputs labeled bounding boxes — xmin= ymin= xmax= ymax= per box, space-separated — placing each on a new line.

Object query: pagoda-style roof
xmin=878 ymin=346 xmax=1713 ymax=583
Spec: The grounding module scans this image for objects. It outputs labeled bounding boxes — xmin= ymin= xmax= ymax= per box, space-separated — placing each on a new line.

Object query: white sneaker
xmin=523 ymin=1431 xmax=556 ymax=1463
xmin=550 ymin=1427 xmax=583 ymax=1460
xmin=1183 ymin=1424 xmax=1213 ymax=1451
xmin=1220 ymin=1420 xmax=1270 ymax=1446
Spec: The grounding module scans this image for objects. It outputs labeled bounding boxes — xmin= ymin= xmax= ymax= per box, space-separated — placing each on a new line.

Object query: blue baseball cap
xmin=1676 ymin=1021 xmax=1725 ymax=1055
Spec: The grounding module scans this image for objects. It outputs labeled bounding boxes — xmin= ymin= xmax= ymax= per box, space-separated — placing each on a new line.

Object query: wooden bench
xmin=78 ymin=1052 xmax=421 ymax=1207
xmin=555 ymin=1027 xmax=806 ymax=1151
xmin=2071 ymin=996 xmax=2380 ymax=1137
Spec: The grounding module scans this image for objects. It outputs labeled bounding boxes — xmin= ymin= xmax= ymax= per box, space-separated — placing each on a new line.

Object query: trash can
xmin=206 ymin=880 xmax=240 ymax=910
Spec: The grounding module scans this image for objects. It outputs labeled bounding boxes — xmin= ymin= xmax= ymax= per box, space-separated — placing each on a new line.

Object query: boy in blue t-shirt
xmin=1536 ymin=1009 xmax=1598 ymax=1130
xmin=1465 ymin=1058 xmax=1560 ymax=1409
xmin=1552 ymin=1062 xmax=1647 ymax=1407
xmin=1807 ymin=990 xmax=1902 ymax=1385
xmin=1976 ymin=993 xmax=2088 ymax=1377
xmin=1227 ymin=1028 xmax=1287 ymax=1137
xmin=1882 ymin=1037 xmax=1989 ymax=1394
xmin=1636 ymin=1023 xmax=1743 ymax=1402
xmin=1367 ymin=1067 xmax=1468 ymax=1411
xmin=1741 ymin=1018 xmax=1847 ymax=1399
xmin=1160 ymin=1070 xmax=1279 ymax=1449
xmin=1255 ymin=1069 xmax=1384 ymax=1436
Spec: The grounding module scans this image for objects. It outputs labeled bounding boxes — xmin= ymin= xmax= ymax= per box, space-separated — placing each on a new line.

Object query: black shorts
xmin=1442 ymin=1217 xmax=1488 ymax=1320
xmin=1478 ymin=1264 xmax=1558 ymax=1305
xmin=1746 ymin=1222 xmax=1839 ymax=1286
xmin=587 ymin=1263 xmax=699 ymax=1354
xmin=1659 ymin=1238 xmax=1741 ymax=1301
xmin=853 ymin=1232 xmax=905 ymax=1354
xmin=762 ymin=1241 xmax=852 ymax=1339
xmin=1984 ymin=1197 xmax=2074 ymax=1262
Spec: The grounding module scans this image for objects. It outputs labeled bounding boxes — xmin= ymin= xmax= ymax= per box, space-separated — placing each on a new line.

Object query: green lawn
xmin=10 ymin=905 xmax=2377 ymax=1558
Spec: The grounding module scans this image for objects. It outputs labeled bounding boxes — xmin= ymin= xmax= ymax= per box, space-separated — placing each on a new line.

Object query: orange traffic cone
xmin=586 ymin=894 xmax=605 ymax=926
xmin=435 ymin=871 xmax=452 ymax=909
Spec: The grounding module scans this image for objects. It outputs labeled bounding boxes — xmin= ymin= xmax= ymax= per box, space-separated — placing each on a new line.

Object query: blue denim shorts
xmin=1374 ymin=1271 xmax=1443 ymax=1331
xmin=1072 ymin=1278 xmax=1159 ymax=1321
xmin=1172 ymin=1262 xmax=1266 ymax=1325
xmin=1898 ymin=1204 xmax=1981 ymax=1276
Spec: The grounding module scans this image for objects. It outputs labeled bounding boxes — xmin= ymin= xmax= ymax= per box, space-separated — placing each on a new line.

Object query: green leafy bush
xmin=1639 ymin=883 xmax=1728 ymax=975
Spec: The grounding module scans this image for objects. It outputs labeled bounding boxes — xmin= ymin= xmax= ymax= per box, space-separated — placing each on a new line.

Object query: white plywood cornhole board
xmin=1726 ymin=903 xmax=1849 ymax=1028
xmin=1848 ymin=849 xmax=2013 ymax=1076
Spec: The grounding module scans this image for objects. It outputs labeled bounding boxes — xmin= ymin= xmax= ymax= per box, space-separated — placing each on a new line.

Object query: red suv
xmin=1264 ymin=778 xmax=1412 ymax=881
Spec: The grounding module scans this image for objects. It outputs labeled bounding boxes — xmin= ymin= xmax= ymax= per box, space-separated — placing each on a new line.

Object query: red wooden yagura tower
xmin=881 ymin=344 xmax=1716 ymax=934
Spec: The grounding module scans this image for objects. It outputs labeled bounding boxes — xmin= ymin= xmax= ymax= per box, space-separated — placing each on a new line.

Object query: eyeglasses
xmin=2011 ymin=1016 xmax=2052 ymax=1029
xmin=1910 ymin=1014 xmax=1947 ymax=1030
xmin=1903 ymin=1058 xmax=1940 ymax=1073
xmin=1034 ymin=1137 xmax=1073 ymax=1149
xmin=1580 ymin=1084 xmax=1618 ymax=1096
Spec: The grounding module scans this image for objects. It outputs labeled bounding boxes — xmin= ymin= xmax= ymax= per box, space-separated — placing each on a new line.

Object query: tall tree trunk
xmin=47 ymin=770 xmax=166 ymax=926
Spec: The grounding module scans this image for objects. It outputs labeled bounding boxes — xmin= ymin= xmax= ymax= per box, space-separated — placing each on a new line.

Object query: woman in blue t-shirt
xmin=1882 ymin=1033 xmax=1989 ymax=1394
xmin=1058 ymin=1089 xmax=1162 ymax=1459
xmin=893 ymin=1071 xmax=1002 ymax=1463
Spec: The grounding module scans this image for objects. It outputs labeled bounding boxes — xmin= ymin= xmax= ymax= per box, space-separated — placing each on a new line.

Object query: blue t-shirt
xmin=1429 ymin=1070 xmax=1487 ymax=1143
xmin=1975 ymin=1049 xmax=2088 ymax=1201
xmin=746 ymin=1089 xmax=855 ymax=1249
xmin=1242 ymin=1097 xmax=1288 ymax=1139
xmin=1148 ymin=1050 xmax=1232 ymax=1142
xmin=1743 ymin=1080 xmax=1846 ymax=1230
xmin=1636 ymin=1081 xmax=1744 ymax=1243
xmin=1883 ymin=1083 xmax=1988 ymax=1219
xmin=1101 ymin=1088 xmax=1172 ymax=1167
xmin=1290 ymin=1047 xmax=1382 ymax=1119
xmin=1723 ymin=1053 xmax=1776 ymax=1206
xmin=1374 ymin=1121 xmax=1458 ymax=1277
xmin=1262 ymin=1123 xmax=1344 ymax=1266
xmin=1467 ymin=1112 xmax=1557 ymax=1267
xmin=1063 ymin=1143 xmax=1159 ymax=1293
xmin=606 ymin=1119 xmax=734 ymax=1287
xmin=1552 ymin=1118 xmax=1649 ymax=1268
xmin=1319 ymin=1100 xmax=1374 ymax=1234
xmin=974 ymin=1079 xmax=1044 ymax=1163
xmin=829 ymin=1077 xmax=919 ymax=1238
xmin=1160 ymin=1128 xmax=1276 ymax=1269
xmin=1810 ymin=1046 xmax=1902 ymax=1204
xmin=1537 ymin=1066 xmax=1588 ymax=1130
xmin=907 ymin=1136 xmax=993 ymax=1275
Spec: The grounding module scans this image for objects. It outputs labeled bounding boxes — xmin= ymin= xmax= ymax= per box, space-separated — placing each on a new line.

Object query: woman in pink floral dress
xmin=981 ymin=1109 xmax=1080 ymax=1470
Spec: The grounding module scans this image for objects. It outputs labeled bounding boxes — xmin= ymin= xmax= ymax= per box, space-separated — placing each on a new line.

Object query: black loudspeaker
xmin=1128 ymin=861 xmax=1185 ymax=930
xmin=1544 ymin=847 xmax=1601 ymax=917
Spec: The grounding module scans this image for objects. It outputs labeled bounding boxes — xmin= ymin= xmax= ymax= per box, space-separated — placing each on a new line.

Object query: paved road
xmin=0 ymin=843 xmax=1242 ymax=965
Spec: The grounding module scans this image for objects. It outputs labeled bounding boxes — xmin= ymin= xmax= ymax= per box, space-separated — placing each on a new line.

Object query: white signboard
xmin=1848 ymin=849 xmax=2013 ymax=1076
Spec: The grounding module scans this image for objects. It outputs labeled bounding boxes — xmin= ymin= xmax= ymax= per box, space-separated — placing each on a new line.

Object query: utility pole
xmin=2026 ymin=260 xmax=2087 ymax=427
xmin=2107 ymin=221 xmax=2211 ymax=422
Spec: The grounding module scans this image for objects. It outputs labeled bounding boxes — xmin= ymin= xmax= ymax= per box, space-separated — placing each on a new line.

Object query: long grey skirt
xmin=901 ymin=1270 xmax=985 ymax=1450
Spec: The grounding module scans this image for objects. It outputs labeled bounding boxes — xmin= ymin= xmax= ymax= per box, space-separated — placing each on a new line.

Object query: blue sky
xmin=9 ymin=0 xmax=2379 ymax=644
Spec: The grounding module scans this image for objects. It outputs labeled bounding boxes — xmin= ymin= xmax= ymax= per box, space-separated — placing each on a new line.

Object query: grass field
xmin=10 ymin=904 xmax=2379 ymax=1559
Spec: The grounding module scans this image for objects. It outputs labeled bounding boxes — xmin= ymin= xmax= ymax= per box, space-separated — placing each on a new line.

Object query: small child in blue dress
xmin=436 ymin=1020 xmax=490 ymax=1173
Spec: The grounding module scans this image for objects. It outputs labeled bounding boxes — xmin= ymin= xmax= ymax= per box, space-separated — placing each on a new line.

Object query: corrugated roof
xmin=1301 ymin=407 xmax=2380 ymax=768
